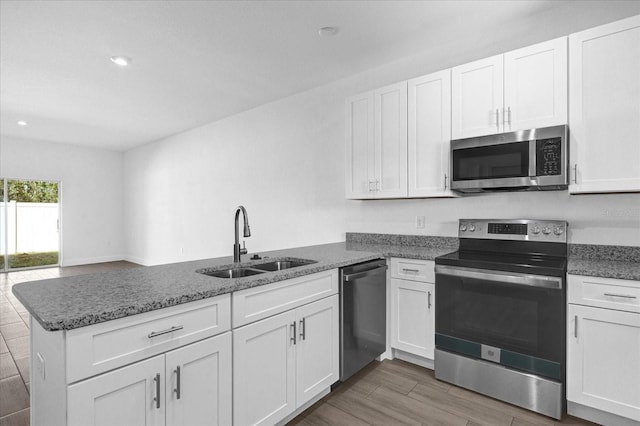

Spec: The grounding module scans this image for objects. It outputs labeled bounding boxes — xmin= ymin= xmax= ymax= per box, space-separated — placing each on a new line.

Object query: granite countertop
xmin=12 ymin=236 xmax=458 ymax=332
xmin=567 ymin=244 xmax=640 ymax=281
xmin=15 ymin=231 xmax=636 ymax=333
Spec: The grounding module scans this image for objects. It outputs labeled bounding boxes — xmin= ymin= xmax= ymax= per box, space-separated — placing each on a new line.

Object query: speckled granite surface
xmin=12 ymin=238 xmax=458 ymax=332
xmin=568 ymin=244 xmax=640 ymax=281
xmin=346 ymin=232 xmax=458 ymax=261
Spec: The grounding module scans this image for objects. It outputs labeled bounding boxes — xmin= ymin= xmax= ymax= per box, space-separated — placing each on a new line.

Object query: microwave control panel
xmin=536 ymin=138 xmax=562 ymax=176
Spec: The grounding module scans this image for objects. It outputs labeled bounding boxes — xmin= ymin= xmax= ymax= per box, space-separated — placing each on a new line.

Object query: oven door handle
xmin=435 ymin=265 xmax=562 ymax=289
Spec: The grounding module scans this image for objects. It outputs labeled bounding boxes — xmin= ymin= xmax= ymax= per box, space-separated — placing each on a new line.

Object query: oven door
xmin=435 ymin=265 xmax=564 ymax=380
xmin=451 ymin=140 xmax=532 ymax=191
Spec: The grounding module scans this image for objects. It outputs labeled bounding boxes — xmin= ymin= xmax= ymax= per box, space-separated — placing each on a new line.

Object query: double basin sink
xmin=197 ymin=257 xmax=317 ymax=279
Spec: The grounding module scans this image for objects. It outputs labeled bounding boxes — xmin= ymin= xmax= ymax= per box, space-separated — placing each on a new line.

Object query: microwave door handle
xmin=529 ymin=140 xmax=537 ymax=177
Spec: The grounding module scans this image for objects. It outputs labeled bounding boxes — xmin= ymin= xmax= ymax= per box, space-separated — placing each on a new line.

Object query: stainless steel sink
xmin=197 ymin=257 xmax=317 ymax=278
xmin=252 ymin=259 xmax=317 ymax=272
xmin=200 ymin=268 xmax=265 ymax=279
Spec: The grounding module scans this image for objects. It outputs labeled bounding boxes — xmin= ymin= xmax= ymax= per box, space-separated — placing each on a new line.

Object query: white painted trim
xmin=61 ymin=255 xmax=126 ymax=267
xmin=568 ymin=401 xmax=640 ymax=426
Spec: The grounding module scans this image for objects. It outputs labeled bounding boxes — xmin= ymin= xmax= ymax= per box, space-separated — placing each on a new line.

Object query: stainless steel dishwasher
xmin=340 ymin=259 xmax=387 ymax=381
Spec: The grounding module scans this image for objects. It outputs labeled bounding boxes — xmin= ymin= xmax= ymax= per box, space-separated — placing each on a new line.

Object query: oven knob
xmin=469 ymin=224 xmax=476 ymax=232
xmin=460 ymin=224 xmax=467 ymax=232
xmin=554 ymin=227 xmax=564 ymax=236
xmin=532 ymin=226 xmax=541 ymax=234
xmin=542 ymin=227 xmax=551 ymax=235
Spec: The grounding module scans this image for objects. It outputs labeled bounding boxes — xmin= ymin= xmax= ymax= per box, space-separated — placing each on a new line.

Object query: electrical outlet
xmin=416 ymin=216 xmax=426 ymax=229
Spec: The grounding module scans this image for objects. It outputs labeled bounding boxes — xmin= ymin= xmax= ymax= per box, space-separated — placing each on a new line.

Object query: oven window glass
xmin=436 ymin=272 xmax=563 ymax=362
xmin=453 ymin=141 xmax=529 ymax=181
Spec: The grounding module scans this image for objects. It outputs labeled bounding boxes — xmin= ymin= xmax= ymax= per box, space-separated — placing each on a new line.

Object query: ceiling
xmin=1 ymin=0 xmax=639 ymax=151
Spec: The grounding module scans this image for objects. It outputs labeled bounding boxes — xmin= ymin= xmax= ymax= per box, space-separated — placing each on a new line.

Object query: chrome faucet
xmin=233 ymin=205 xmax=251 ymax=263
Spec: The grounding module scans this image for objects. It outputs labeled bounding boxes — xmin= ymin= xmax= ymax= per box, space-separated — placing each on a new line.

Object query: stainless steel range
xmin=435 ymin=219 xmax=568 ymax=419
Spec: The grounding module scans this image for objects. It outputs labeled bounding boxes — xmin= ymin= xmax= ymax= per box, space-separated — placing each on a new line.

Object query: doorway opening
xmin=1 ymin=178 xmax=60 ymax=271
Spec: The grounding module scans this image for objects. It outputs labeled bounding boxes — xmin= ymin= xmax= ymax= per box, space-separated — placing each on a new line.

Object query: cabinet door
xmin=295 ymin=295 xmax=339 ymax=407
xmin=569 ymin=15 xmax=640 ymax=193
xmin=165 ymin=332 xmax=232 ymax=426
xmin=373 ymin=81 xmax=408 ymax=198
xmin=451 ymin=55 xmax=504 ymax=139
xmin=408 ymin=70 xmax=456 ymax=197
xmin=504 ymin=37 xmax=567 ymax=132
xmin=233 ymin=310 xmax=297 ymax=426
xmin=390 ymin=278 xmax=435 ymax=359
xmin=567 ymin=304 xmax=640 ymax=421
xmin=68 ymin=355 xmax=165 ymax=426
xmin=345 ymin=92 xmax=374 ymax=199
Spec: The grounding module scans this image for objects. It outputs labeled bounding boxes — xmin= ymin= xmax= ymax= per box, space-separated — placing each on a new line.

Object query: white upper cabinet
xmin=346 ymin=82 xmax=407 ymax=199
xmin=452 ymin=37 xmax=567 ymax=139
xmin=569 ymin=15 xmax=640 ymax=194
xmin=452 ymin=54 xmax=504 ymax=139
xmin=408 ymin=69 xmax=456 ymax=197
xmin=345 ymin=92 xmax=374 ymax=199
xmin=374 ymin=82 xmax=408 ymax=198
xmin=504 ymin=37 xmax=567 ymax=131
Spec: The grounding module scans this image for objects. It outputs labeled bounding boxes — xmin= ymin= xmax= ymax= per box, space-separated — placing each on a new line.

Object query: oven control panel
xmin=458 ymin=219 xmax=567 ymax=242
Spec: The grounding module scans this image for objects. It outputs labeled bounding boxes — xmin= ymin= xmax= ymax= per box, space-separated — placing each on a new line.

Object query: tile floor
xmin=0 ymin=261 xmax=139 ymax=426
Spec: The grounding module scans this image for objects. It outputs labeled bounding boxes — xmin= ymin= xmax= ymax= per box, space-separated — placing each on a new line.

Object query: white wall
xmin=123 ymin=86 xmax=348 ymax=265
xmin=0 ymin=137 xmax=125 ymax=266
xmin=124 ymin=7 xmax=640 ymax=266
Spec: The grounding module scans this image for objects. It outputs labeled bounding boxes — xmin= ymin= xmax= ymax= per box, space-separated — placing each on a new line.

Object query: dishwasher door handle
xmin=343 ymin=265 xmax=387 ymax=282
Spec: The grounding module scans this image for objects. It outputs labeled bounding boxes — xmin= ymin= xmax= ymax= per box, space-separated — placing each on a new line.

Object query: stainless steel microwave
xmin=450 ymin=125 xmax=568 ymax=193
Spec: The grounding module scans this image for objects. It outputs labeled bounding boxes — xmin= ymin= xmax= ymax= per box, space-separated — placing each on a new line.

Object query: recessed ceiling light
xmin=110 ymin=56 xmax=132 ymax=67
xmin=17 ymin=120 xmax=27 ymax=126
xmin=318 ymin=26 xmax=339 ymax=37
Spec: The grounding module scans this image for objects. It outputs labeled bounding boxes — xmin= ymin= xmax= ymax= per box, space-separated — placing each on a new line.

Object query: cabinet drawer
xmin=390 ymin=258 xmax=434 ymax=283
xmin=232 ymin=269 xmax=338 ymax=327
xmin=568 ymin=274 xmax=640 ymax=313
xmin=66 ymin=294 xmax=231 ymax=383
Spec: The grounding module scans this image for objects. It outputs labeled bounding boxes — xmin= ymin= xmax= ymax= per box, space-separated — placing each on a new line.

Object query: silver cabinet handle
xmin=506 ymin=106 xmax=511 ymax=128
xmin=376 ymin=180 xmax=380 ymax=191
xmin=153 ymin=373 xmax=161 ymax=409
xmin=604 ymin=293 xmax=637 ymax=299
xmin=573 ymin=164 xmax=578 ymax=184
xmin=574 ymin=315 xmax=578 ymax=338
xmin=368 ymin=181 xmax=374 ymax=192
xmin=443 ymin=173 xmax=447 ymax=190
xmin=174 ymin=366 xmax=181 ymax=400
xmin=299 ymin=318 xmax=306 ymax=341
xmin=290 ymin=321 xmax=297 ymax=345
xmin=402 ymin=268 xmax=420 ymax=273
xmin=148 ymin=325 xmax=183 ymax=339
xmin=495 ymin=108 xmax=500 ymax=131
xmin=343 ymin=265 xmax=387 ymax=281
xmin=427 ymin=291 xmax=432 ymax=309
xmin=435 ymin=265 xmax=562 ymax=289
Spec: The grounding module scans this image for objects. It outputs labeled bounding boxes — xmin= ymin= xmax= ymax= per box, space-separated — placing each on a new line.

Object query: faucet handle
xmin=240 ymin=240 xmax=248 ymax=255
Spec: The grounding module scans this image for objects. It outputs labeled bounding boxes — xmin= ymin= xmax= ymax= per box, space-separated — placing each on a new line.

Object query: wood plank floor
xmin=289 ymin=359 xmax=599 ymax=426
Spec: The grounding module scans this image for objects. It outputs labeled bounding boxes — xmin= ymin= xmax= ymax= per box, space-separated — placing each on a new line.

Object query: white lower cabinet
xmin=390 ymin=278 xmax=434 ymax=359
xmin=68 ymin=354 xmax=165 ymax=426
xmin=389 ymin=258 xmax=435 ymax=361
xmin=68 ymin=332 xmax=232 ymax=426
xmin=567 ymin=274 xmax=640 ymax=424
xmin=233 ymin=294 xmax=339 ymax=426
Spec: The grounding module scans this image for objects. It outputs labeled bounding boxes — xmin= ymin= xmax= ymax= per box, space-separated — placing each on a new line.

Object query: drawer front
xmin=66 ymin=294 xmax=231 ymax=383
xmin=232 ymin=269 xmax=338 ymax=327
xmin=568 ymin=274 xmax=640 ymax=313
xmin=390 ymin=258 xmax=434 ymax=283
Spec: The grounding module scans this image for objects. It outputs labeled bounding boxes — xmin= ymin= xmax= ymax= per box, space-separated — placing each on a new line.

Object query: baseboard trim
xmin=568 ymin=401 xmax=640 ymax=426
xmin=392 ymin=348 xmax=434 ymax=370
xmin=61 ymin=255 xmax=125 ymax=267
